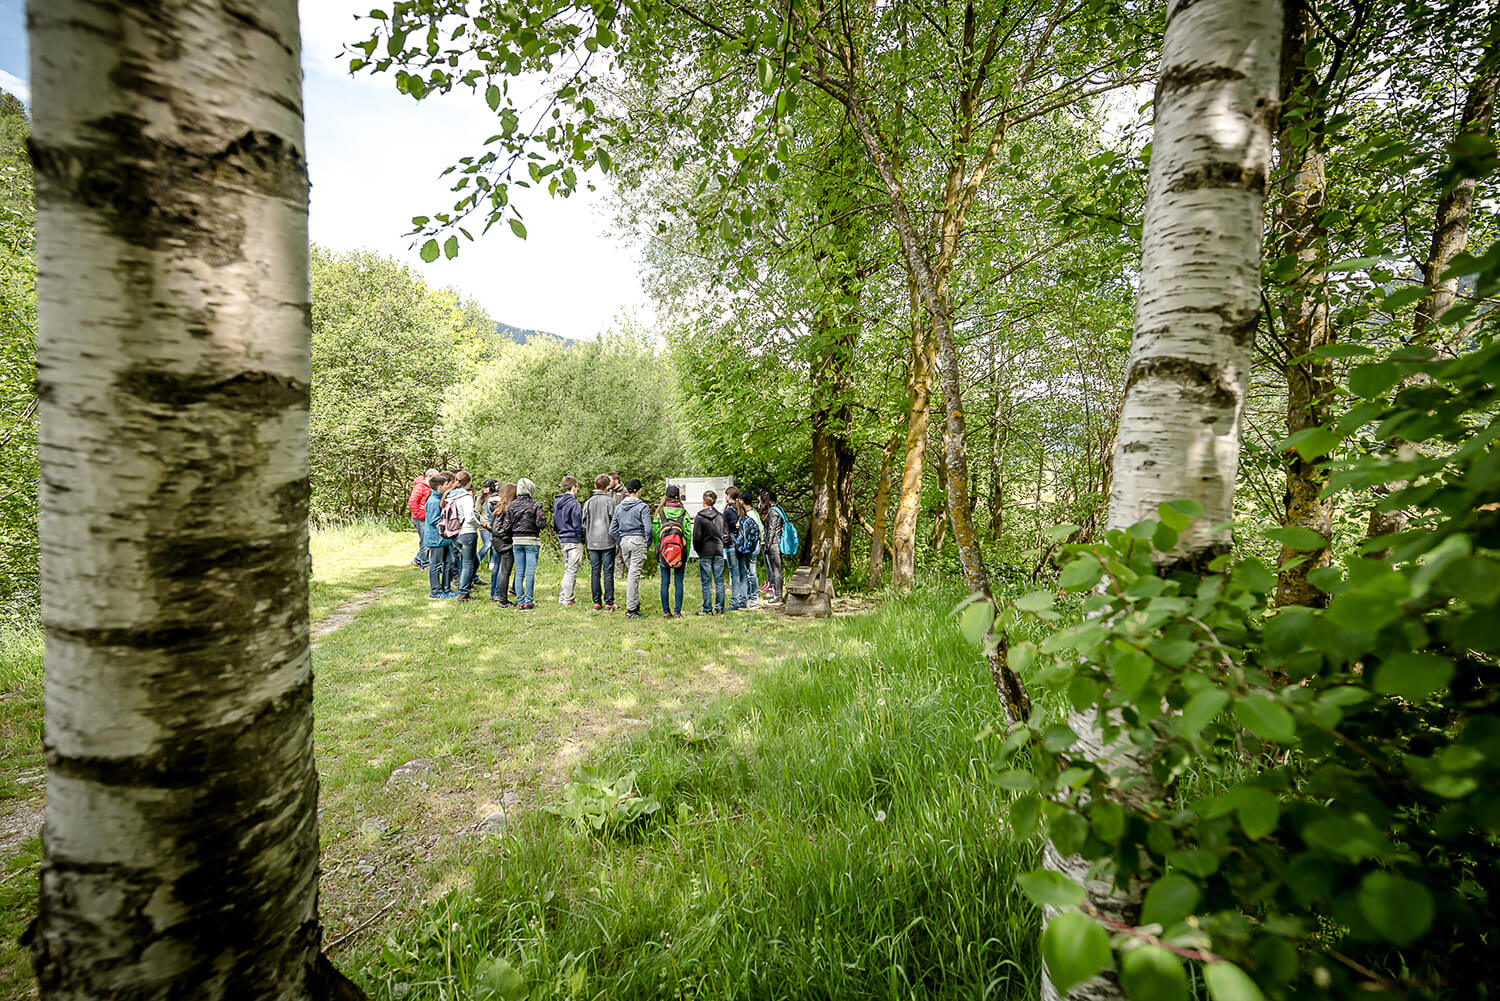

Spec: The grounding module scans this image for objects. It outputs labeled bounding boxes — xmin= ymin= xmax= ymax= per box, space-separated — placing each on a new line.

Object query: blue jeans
xmin=725 ymin=550 xmax=741 ymax=608
xmin=413 ymin=518 xmax=427 ymax=565
xmin=660 ymin=562 xmax=684 ymax=614
xmin=427 ymin=543 xmax=451 ymax=593
xmin=455 ymin=533 xmax=478 ymax=595
xmin=728 ymin=551 xmax=747 ymax=608
xmin=478 ymin=528 xmax=492 ymax=566
xmin=699 ymin=555 xmax=725 ymax=612
xmin=513 ymin=544 xmax=539 ymax=605
xmin=589 ymin=549 xmax=615 ymax=606
xmin=743 ymin=554 xmax=759 ymax=607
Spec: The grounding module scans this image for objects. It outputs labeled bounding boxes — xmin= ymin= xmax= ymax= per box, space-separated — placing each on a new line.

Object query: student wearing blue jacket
xmin=422 ymin=472 xmax=455 ymax=598
xmin=553 ymin=475 xmax=585 ymax=606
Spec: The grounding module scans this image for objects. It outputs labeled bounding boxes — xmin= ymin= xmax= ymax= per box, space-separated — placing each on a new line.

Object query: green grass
xmin=0 ymin=623 xmax=42 ymax=1000
xmin=344 ymin=588 xmax=1039 ymax=1000
xmin=0 ymin=525 xmax=1039 ymax=999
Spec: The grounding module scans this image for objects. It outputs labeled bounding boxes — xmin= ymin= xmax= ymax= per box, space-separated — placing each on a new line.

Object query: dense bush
xmin=440 ymin=332 xmax=688 ymax=495
xmin=310 ymin=246 xmax=495 ymax=523
xmin=972 ymin=334 xmax=1500 ymax=1000
xmin=0 ymin=90 xmax=36 ymax=622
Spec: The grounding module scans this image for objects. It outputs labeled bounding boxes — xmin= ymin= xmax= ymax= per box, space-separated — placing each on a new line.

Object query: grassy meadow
xmin=0 ymin=524 xmax=1037 ymax=999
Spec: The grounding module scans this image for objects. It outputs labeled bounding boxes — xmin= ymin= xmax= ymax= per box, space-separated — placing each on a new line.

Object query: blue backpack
xmin=773 ymin=506 xmax=798 ymax=556
xmin=734 ymin=514 xmax=761 ymax=556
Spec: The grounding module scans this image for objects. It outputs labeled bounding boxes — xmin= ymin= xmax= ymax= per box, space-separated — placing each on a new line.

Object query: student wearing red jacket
xmin=406 ymin=468 xmax=437 ymax=568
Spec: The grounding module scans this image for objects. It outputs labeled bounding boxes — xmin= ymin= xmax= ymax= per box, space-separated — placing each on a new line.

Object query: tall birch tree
xmin=1041 ymin=2 xmax=1282 ymax=998
xmin=28 ymin=3 xmax=357 ymax=998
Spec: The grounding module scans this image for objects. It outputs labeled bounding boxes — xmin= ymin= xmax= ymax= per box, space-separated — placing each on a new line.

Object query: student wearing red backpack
xmin=655 ymin=485 xmax=689 ymax=618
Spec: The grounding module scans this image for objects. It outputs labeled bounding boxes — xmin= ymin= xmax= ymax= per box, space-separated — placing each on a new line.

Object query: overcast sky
xmin=0 ymin=0 xmax=645 ymax=341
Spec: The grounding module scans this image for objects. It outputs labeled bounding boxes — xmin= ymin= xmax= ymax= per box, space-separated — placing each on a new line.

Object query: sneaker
xmin=428 ymin=592 xmax=446 ymax=599
xmin=695 ymin=610 xmax=713 ymax=616
xmin=662 ymin=611 xmax=673 ymax=618
xmin=606 ymin=603 xmax=619 ymax=612
xmin=593 ymin=602 xmax=603 ymax=610
xmin=561 ymin=600 xmax=577 ymax=606
xmin=456 ymin=593 xmax=471 ymax=602
xmin=498 ymin=600 xmax=515 ymax=608
xmin=625 ymin=610 xmax=641 ymax=620
xmin=674 ymin=612 xmax=684 ymax=619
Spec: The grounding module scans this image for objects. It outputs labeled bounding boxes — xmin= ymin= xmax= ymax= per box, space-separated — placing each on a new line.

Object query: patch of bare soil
xmin=0 ymin=800 xmax=42 ymax=856
xmin=313 ymin=586 xmax=391 ymax=641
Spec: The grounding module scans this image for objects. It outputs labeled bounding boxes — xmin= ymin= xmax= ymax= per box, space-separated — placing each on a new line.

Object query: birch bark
xmin=1042 ymin=2 xmax=1282 ymax=998
xmin=29 ymin=2 xmax=351 ymax=998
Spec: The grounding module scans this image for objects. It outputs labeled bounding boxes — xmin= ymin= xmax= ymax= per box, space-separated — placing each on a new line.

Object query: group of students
xmin=405 ymin=470 xmax=799 ymax=620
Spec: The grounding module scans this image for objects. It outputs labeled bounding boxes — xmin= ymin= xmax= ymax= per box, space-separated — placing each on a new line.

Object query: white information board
xmin=665 ymin=476 xmax=735 ymax=558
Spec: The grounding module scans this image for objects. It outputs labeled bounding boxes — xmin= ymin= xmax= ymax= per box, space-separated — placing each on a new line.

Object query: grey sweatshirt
xmin=581 ymin=490 xmax=618 ymax=550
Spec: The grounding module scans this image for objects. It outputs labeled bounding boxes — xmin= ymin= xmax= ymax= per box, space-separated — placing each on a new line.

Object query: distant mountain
xmin=495 ymin=321 xmax=575 ymax=348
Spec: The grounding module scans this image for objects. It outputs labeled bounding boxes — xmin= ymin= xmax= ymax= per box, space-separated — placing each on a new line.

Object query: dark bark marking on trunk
xmin=1165 ymin=162 xmax=1268 ymax=194
xmin=117 ymin=367 xmax=308 ymax=415
xmin=1157 ymin=63 xmax=1248 ymax=99
xmin=1124 ymin=356 xmax=1241 ymax=409
xmin=30 ymin=127 xmax=307 ymax=266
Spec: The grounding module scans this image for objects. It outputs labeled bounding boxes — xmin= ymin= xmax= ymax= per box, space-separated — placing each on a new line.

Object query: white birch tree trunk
xmin=1041 ymin=2 xmax=1282 ymax=998
xmin=28 ymin=3 xmax=353 ymax=998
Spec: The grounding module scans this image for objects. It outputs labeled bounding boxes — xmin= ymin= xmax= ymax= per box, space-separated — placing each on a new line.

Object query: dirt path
xmin=312 ymin=585 xmax=392 ymax=641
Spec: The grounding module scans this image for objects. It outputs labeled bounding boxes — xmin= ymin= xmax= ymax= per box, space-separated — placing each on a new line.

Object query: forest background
xmin=7 ymin=1 xmax=1500 ymax=997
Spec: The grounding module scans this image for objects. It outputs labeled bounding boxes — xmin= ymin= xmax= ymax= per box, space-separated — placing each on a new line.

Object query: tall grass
xmin=351 ymin=587 xmax=1039 ymax=1000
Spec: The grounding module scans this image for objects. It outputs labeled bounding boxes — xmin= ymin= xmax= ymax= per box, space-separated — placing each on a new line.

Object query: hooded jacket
xmin=553 ymin=492 xmax=584 ymax=544
xmin=447 ymin=486 xmax=480 ymax=535
xmin=581 ymin=490 xmax=618 ymax=550
xmin=502 ymin=491 xmax=547 ymax=545
xmin=407 ymin=476 xmax=431 ymax=519
xmin=608 ymin=494 xmax=652 ymax=542
xmin=422 ymin=491 xmax=449 ymax=548
xmin=691 ymin=505 xmax=725 ymax=559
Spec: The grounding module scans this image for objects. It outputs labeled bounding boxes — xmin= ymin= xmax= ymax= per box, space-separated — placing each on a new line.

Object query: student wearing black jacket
xmin=692 ymin=490 xmax=727 ymax=615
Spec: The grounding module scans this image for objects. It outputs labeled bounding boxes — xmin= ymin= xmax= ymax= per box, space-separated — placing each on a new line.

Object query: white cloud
xmin=0 ymin=68 xmax=28 ymax=103
xmin=298 ymin=0 xmax=646 ymax=341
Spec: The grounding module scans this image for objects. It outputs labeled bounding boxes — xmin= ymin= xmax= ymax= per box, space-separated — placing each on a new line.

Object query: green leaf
xmin=1059 ymin=558 xmax=1104 ymax=591
xmin=1177 ymin=689 xmax=1229 ymax=737
xmin=1357 ymin=871 xmax=1434 ymax=946
xmin=1203 ymin=962 xmax=1268 ymax=1001
xmin=1380 ymin=285 xmax=1428 ymax=311
xmin=959 ymin=601 xmax=993 ymax=645
xmin=1328 ymin=255 xmax=1383 ymax=271
xmin=1042 ymin=913 xmax=1112 ymax=995
xmin=1236 ymin=787 xmax=1280 ymax=839
xmin=1280 ymin=427 xmax=1341 ymax=461
xmin=1265 ymin=525 xmax=1328 ymax=551
xmin=485 ymin=83 xmax=501 ymax=111
xmin=419 ymin=238 xmax=440 ymax=263
xmin=1120 ymin=945 xmax=1189 ymax=1001
xmin=1311 ymin=343 xmax=1375 ymax=359
xmin=1014 ymin=590 xmax=1056 ymax=612
xmin=443 ymin=235 xmax=459 ymax=259
xmin=1347 ymin=361 xmax=1402 ymax=399
xmin=1234 ymin=695 xmax=1295 ymax=743
xmin=1372 ymin=651 xmax=1454 ymax=702
xmin=475 ymin=956 xmax=528 ymax=1000
xmin=1141 ymin=872 xmax=1200 ymax=926
xmin=508 ymin=218 xmax=527 ymax=240
xmin=1045 ymin=523 xmax=1083 ymax=542
xmin=1016 ymin=870 xmax=1087 ymax=909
